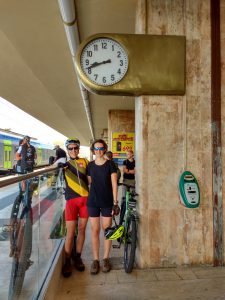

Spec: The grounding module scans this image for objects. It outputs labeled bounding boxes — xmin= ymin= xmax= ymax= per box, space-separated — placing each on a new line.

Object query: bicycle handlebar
xmin=118 ymin=182 xmax=139 ymax=197
xmin=118 ymin=182 xmax=135 ymax=189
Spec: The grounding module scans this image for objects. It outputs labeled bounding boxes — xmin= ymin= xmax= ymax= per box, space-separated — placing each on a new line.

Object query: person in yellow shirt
xmin=61 ymin=138 xmax=89 ymax=278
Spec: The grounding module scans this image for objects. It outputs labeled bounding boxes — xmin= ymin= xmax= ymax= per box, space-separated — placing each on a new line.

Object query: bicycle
xmin=8 ymin=177 xmax=39 ymax=300
xmin=105 ymin=183 xmax=138 ymax=273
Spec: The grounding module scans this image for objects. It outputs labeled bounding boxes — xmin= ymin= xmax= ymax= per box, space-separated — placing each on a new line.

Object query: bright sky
xmin=0 ymin=97 xmax=67 ymax=145
xmin=0 ymin=97 xmax=90 ymax=158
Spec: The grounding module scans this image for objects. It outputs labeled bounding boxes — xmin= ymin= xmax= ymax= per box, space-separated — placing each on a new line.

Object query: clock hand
xmin=87 ymin=59 xmax=111 ymax=69
xmin=87 ymin=61 xmax=100 ymax=69
xmin=101 ymin=59 xmax=111 ymax=65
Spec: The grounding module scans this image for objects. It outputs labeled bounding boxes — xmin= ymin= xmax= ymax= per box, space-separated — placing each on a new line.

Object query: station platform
xmin=1 ymin=174 xmax=225 ymax=299
xmin=55 ymin=265 xmax=225 ymax=300
xmin=50 ymin=223 xmax=225 ymax=300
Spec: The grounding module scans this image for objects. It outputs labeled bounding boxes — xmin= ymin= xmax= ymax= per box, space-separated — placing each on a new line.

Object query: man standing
xmin=122 ymin=150 xmax=135 ymax=186
xmin=18 ymin=135 xmax=37 ymax=173
xmin=54 ymin=145 xmax=67 ymax=163
xmin=61 ymin=138 xmax=89 ymax=278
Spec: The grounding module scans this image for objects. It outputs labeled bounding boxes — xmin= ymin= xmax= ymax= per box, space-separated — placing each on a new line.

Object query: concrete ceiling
xmin=0 ymin=0 xmax=136 ymax=145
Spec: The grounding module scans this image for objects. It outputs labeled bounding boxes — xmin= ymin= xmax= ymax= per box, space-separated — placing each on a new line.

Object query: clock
xmin=75 ymin=33 xmax=185 ymax=95
xmin=80 ymin=37 xmax=129 ymax=86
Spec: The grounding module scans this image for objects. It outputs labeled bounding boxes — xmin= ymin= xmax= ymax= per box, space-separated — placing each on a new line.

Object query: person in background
xmin=16 ymin=136 xmax=36 ymax=193
xmin=51 ymin=145 xmax=67 ymax=188
xmin=122 ymin=150 xmax=135 ymax=187
xmin=105 ymin=151 xmax=121 ymax=183
xmin=61 ymin=138 xmax=89 ymax=278
xmin=18 ymin=135 xmax=37 ymax=173
xmin=53 ymin=145 xmax=67 ymax=164
xmin=87 ymin=139 xmax=119 ymax=275
xmin=122 ymin=150 xmax=135 ymax=205
xmin=14 ymin=139 xmax=24 ymax=173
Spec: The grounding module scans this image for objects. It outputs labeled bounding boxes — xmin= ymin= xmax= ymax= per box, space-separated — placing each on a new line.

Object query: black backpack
xmin=21 ymin=144 xmax=36 ymax=173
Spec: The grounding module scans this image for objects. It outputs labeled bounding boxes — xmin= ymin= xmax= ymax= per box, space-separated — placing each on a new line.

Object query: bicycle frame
xmin=122 ymin=186 xmax=136 ymax=241
xmin=111 ymin=183 xmax=138 ymax=273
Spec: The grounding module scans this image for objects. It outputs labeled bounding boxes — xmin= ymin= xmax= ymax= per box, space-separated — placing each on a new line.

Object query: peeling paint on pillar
xmin=211 ymin=0 xmax=223 ymax=266
xmin=212 ymin=122 xmax=223 ymax=266
xmin=142 ymin=98 xmax=149 ymax=147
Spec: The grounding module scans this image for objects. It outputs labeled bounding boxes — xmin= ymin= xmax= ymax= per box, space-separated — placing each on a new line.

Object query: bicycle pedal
xmin=112 ymin=245 xmax=120 ymax=249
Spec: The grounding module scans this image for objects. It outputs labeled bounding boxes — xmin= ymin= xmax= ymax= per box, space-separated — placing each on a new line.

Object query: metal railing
xmin=0 ymin=165 xmax=58 ymax=188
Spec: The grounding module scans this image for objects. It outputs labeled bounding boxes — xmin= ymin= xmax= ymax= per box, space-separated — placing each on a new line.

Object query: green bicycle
xmin=105 ymin=183 xmax=138 ymax=273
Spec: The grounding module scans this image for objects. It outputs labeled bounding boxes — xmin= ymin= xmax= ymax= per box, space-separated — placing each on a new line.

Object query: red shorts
xmin=65 ymin=197 xmax=89 ymax=221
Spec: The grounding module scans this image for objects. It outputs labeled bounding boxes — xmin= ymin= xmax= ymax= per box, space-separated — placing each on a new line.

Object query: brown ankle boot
xmin=62 ymin=257 xmax=72 ymax=278
xmin=90 ymin=260 xmax=100 ymax=275
xmin=74 ymin=255 xmax=85 ymax=271
xmin=102 ymin=258 xmax=111 ymax=273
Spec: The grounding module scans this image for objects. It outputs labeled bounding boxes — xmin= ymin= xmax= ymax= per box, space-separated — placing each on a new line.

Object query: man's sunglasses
xmin=67 ymin=146 xmax=79 ymax=151
xmin=94 ymin=147 xmax=105 ymax=151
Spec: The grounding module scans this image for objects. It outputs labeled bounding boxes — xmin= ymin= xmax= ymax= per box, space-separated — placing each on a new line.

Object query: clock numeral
xmin=117 ymin=68 xmax=121 ymax=74
xmin=120 ymin=60 xmax=123 ymax=66
xmin=88 ymin=68 xmax=92 ymax=74
xmin=112 ymin=45 xmax=114 ymax=51
xmin=94 ymin=44 xmax=98 ymax=51
xmin=117 ymin=51 xmax=121 ymax=58
xmin=102 ymin=42 xmax=107 ymax=49
xmin=94 ymin=74 xmax=98 ymax=81
xmin=102 ymin=77 xmax=106 ymax=83
xmin=85 ymin=59 xmax=89 ymax=66
xmin=87 ymin=51 xmax=93 ymax=57
xmin=111 ymin=75 xmax=115 ymax=81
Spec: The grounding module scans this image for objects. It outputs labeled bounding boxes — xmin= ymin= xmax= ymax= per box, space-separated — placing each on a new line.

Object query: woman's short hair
xmin=90 ymin=139 xmax=108 ymax=154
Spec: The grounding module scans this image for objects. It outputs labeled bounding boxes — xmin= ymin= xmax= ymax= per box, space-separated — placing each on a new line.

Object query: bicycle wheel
xmin=10 ymin=194 xmax=23 ymax=219
xmin=9 ymin=195 xmax=23 ymax=257
xmin=124 ymin=216 xmax=137 ymax=273
xmin=8 ymin=210 xmax=32 ymax=300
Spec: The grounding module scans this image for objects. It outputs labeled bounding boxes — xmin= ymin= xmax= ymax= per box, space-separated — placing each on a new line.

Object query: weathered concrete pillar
xmin=135 ymin=0 xmax=213 ymax=267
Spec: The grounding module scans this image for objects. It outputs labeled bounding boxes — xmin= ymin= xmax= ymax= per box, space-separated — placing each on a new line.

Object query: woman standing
xmin=87 ymin=139 xmax=119 ymax=275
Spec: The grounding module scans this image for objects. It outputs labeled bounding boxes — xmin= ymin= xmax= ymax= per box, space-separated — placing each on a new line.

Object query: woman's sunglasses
xmin=94 ymin=147 xmax=105 ymax=151
xmin=67 ymin=146 xmax=79 ymax=151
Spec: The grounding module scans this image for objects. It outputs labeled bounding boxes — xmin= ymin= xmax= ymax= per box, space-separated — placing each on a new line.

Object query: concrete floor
xmin=52 ymin=186 xmax=225 ymax=300
xmin=54 ymin=220 xmax=225 ymax=300
xmin=55 ymin=263 xmax=225 ymax=300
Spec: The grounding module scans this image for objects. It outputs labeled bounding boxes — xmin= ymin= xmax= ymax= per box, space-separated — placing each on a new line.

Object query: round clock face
xmin=80 ymin=38 xmax=129 ymax=86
